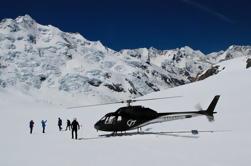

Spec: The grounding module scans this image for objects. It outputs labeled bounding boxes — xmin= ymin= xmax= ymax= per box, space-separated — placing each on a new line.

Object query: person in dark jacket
xmin=65 ymin=119 xmax=71 ymax=131
xmin=71 ymin=118 xmax=80 ymax=139
xmin=41 ymin=120 xmax=47 ymax=133
xmin=58 ymin=118 xmax=62 ymax=131
xmin=29 ymin=120 xmax=34 ymax=134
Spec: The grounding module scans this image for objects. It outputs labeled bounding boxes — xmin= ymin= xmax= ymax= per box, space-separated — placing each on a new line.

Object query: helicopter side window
xmin=117 ymin=116 xmax=122 ymax=122
xmin=105 ymin=116 xmax=116 ymax=124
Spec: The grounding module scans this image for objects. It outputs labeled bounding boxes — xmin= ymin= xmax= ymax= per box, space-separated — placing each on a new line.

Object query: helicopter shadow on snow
xmin=78 ymin=130 xmax=200 ymax=140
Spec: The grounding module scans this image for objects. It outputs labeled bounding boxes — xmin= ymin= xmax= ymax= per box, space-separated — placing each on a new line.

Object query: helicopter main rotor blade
xmin=67 ymin=95 xmax=182 ymax=109
xmin=67 ymin=101 xmax=123 ymax=109
xmin=132 ymin=95 xmax=182 ymax=102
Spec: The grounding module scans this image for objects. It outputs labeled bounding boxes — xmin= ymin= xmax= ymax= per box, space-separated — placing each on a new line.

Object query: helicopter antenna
xmin=67 ymin=95 xmax=182 ymax=109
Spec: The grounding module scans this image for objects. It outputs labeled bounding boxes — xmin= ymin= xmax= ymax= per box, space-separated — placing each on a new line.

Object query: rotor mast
xmin=126 ymin=100 xmax=133 ymax=106
xmin=121 ymin=99 xmax=133 ymax=106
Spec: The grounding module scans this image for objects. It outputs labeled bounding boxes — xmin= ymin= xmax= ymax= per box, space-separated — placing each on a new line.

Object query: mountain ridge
xmin=0 ymin=15 xmax=250 ymax=102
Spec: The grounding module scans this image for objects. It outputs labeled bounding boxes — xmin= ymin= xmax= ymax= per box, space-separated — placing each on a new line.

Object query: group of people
xmin=29 ymin=118 xmax=81 ymax=139
xmin=29 ymin=120 xmax=47 ymax=134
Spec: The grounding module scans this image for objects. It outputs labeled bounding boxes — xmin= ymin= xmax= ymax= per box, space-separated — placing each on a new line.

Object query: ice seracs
xmin=0 ymin=15 xmax=251 ymax=102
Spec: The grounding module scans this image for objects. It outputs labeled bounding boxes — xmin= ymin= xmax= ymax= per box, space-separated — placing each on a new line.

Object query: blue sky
xmin=0 ymin=0 xmax=250 ymax=53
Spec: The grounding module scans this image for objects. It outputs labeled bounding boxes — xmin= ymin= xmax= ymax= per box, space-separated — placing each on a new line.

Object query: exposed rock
xmin=246 ymin=59 xmax=251 ymax=69
xmin=145 ymin=81 xmax=160 ymax=91
xmin=88 ymin=79 xmax=102 ymax=87
xmin=125 ymin=78 xmax=143 ymax=96
xmin=197 ymin=66 xmax=220 ymax=81
xmin=104 ymin=83 xmax=125 ymax=92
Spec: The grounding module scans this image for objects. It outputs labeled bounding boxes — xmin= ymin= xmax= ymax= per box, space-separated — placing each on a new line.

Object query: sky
xmin=0 ymin=0 xmax=250 ymax=54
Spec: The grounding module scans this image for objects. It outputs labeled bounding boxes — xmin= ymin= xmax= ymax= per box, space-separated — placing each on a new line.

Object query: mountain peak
xmin=228 ymin=45 xmax=251 ymax=51
xmin=15 ymin=14 xmax=35 ymax=23
xmin=181 ymin=46 xmax=193 ymax=51
xmin=13 ymin=14 xmax=37 ymax=30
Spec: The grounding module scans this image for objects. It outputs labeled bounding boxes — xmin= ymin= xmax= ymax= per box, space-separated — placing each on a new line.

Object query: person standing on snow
xmin=65 ymin=119 xmax=71 ymax=131
xmin=71 ymin=118 xmax=80 ymax=139
xmin=29 ymin=120 xmax=35 ymax=134
xmin=58 ymin=117 xmax=62 ymax=131
xmin=41 ymin=120 xmax=47 ymax=133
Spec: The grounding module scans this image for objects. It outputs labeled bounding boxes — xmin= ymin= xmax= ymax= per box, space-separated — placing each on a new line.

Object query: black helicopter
xmin=68 ymin=95 xmax=220 ymax=133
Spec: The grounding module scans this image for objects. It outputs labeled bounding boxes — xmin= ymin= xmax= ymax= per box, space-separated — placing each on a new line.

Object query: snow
xmin=1 ymin=55 xmax=251 ymax=166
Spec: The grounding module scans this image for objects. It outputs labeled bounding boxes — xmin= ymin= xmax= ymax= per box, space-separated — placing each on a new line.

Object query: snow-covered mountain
xmin=0 ymin=15 xmax=250 ymax=102
xmin=207 ymin=45 xmax=251 ymax=62
xmin=1 ymin=50 xmax=251 ymax=166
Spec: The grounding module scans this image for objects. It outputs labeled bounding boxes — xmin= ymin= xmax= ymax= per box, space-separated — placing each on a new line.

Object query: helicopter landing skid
xmin=98 ymin=131 xmax=199 ymax=139
xmin=78 ymin=130 xmax=230 ymax=140
xmin=98 ymin=129 xmax=230 ymax=138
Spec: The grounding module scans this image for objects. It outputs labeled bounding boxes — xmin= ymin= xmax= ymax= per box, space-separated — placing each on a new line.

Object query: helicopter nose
xmin=94 ymin=122 xmax=101 ymax=130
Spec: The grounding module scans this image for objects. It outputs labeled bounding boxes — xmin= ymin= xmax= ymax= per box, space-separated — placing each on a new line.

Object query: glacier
xmin=0 ymin=15 xmax=251 ymax=104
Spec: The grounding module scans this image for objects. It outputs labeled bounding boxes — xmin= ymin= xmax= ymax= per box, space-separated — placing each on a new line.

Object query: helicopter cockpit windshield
xmin=105 ymin=116 xmax=116 ymax=124
xmin=100 ymin=116 xmax=106 ymax=121
xmin=99 ymin=113 xmax=123 ymax=125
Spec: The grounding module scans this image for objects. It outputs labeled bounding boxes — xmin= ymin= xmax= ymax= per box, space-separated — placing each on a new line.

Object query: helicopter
xmin=68 ymin=95 xmax=220 ymax=134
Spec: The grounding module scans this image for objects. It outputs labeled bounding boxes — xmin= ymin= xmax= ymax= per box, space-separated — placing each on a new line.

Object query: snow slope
xmin=1 ymin=56 xmax=251 ymax=166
